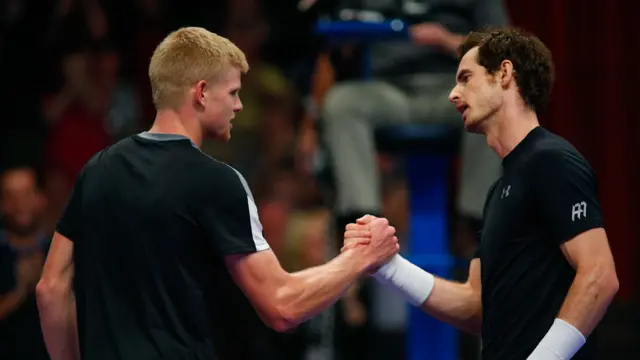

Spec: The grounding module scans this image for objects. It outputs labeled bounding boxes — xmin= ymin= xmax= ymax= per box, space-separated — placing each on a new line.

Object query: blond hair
xmin=148 ymin=27 xmax=249 ymax=110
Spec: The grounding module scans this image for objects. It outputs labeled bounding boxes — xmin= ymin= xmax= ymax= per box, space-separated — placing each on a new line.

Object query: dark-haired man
xmin=343 ymin=28 xmax=618 ymax=360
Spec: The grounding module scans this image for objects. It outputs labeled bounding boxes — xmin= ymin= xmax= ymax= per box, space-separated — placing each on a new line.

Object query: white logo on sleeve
xmin=571 ymin=201 xmax=587 ymax=221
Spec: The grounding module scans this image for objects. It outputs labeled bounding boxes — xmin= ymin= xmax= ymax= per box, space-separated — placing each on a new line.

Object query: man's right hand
xmin=346 ymin=217 xmax=399 ymax=271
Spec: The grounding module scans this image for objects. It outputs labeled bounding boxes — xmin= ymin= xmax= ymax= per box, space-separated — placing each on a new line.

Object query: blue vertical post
xmin=405 ymin=154 xmax=456 ymax=360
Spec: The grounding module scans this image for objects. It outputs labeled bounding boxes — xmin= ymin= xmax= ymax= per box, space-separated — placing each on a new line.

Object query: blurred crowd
xmin=0 ymin=0 xmax=637 ymax=359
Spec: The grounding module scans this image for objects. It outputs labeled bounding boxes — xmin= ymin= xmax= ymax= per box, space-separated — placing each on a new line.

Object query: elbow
xmin=462 ymin=299 xmax=483 ymax=336
xmin=35 ymin=278 xmax=67 ymax=308
xmin=263 ymin=302 xmax=298 ymax=333
xmin=582 ymin=264 xmax=619 ymax=302
xmin=601 ymin=269 xmax=619 ymax=299
xmin=594 ymin=262 xmax=619 ymax=299
xmin=463 ymin=315 xmax=482 ymax=336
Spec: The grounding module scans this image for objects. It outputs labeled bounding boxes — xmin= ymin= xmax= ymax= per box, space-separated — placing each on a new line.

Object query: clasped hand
xmin=341 ymin=215 xmax=399 ymax=271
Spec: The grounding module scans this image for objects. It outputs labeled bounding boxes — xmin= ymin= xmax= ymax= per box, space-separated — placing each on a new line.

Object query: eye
xmin=462 ymin=74 xmax=471 ymax=83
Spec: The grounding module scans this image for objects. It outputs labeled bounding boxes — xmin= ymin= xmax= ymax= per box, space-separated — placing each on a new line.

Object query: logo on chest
xmin=500 ymin=185 xmax=511 ymax=199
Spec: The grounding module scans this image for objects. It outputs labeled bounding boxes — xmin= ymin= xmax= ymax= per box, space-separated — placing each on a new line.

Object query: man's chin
xmin=463 ymin=117 xmax=485 ymax=134
xmin=214 ymin=129 xmax=232 ymax=143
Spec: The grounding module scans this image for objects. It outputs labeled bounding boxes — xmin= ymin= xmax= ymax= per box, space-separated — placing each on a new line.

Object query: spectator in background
xmin=42 ymin=46 xmax=111 ymax=188
xmin=129 ymin=0 xmax=172 ymax=125
xmin=308 ymin=1 xmax=510 ymax=359
xmin=90 ymin=40 xmax=142 ymax=141
xmin=41 ymin=46 xmax=111 ymax=234
xmin=0 ymin=167 xmax=50 ymax=360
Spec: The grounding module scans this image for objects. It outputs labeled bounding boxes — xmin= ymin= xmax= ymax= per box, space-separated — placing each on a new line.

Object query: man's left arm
xmin=527 ymin=150 xmax=619 ymax=360
xmin=557 ymin=228 xmax=618 ymax=335
xmin=36 ymin=170 xmax=85 ymax=360
xmin=36 ymin=232 xmax=78 ymax=360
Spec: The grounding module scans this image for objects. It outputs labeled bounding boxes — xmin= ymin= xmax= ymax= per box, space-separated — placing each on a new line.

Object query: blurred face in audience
xmin=1 ymin=169 xmax=46 ymax=236
xmin=449 ymin=47 xmax=503 ymax=133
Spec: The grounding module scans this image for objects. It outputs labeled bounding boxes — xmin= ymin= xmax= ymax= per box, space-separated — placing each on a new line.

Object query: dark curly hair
xmin=458 ymin=27 xmax=555 ymax=113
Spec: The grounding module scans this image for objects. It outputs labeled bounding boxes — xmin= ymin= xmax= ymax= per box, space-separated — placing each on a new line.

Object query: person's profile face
xmin=201 ymin=67 xmax=243 ymax=142
xmin=449 ymin=47 xmax=503 ymax=133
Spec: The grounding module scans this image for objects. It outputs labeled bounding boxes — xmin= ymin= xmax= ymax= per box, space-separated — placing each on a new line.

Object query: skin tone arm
xmin=36 ymin=232 xmax=79 ymax=360
xmin=419 ymin=258 xmax=482 ymax=335
xmin=556 ymin=228 xmax=618 ymax=336
xmin=225 ymin=217 xmax=399 ymax=332
xmin=343 ymin=217 xmax=483 ymax=335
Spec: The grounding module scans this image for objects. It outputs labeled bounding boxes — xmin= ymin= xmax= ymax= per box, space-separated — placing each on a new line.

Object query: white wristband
xmin=372 ymin=254 xmax=435 ymax=307
xmin=527 ymin=318 xmax=586 ymax=360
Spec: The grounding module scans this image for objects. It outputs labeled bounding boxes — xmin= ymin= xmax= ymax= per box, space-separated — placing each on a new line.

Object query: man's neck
xmin=484 ymin=105 xmax=540 ymax=159
xmin=149 ymin=109 xmax=204 ymax=147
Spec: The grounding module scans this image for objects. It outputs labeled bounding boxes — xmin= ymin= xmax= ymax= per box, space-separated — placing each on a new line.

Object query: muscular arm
xmin=225 ymin=248 xmax=370 ymax=332
xmin=36 ymin=232 xmax=79 ymax=360
xmin=527 ymin=149 xmax=616 ymax=359
xmin=557 ymin=228 xmax=618 ymax=336
xmin=420 ymin=258 xmax=482 ymax=335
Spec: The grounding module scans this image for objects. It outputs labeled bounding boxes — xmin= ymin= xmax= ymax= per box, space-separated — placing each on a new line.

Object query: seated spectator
xmin=0 ymin=166 xmax=50 ymax=360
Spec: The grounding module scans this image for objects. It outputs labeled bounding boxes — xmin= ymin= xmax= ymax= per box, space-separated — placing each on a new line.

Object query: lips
xmin=456 ymin=104 xmax=469 ymax=114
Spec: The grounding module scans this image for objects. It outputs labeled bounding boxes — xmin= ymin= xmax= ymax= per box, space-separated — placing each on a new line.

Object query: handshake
xmin=341 ymin=214 xmax=435 ymax=308
xmin=340 ymin=214 xmax=400 ymax=273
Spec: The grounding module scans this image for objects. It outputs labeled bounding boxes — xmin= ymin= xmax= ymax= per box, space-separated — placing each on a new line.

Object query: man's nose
xmin=448 ymin=86 xmax=460 ymax=103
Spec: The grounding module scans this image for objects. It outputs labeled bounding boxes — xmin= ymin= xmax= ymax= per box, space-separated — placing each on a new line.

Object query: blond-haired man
xmin=35 ymin=27 xmax=398 ymax=360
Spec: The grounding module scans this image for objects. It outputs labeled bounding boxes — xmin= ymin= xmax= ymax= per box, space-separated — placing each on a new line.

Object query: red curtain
xmin=506 ymin=0 xmax=639 ymax=300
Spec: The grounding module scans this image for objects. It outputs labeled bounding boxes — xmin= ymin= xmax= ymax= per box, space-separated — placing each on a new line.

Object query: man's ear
xmin=499 ymin=60 xmax=515 ymax=88
xmin=194 ymin=80 xmax=207 ymax=107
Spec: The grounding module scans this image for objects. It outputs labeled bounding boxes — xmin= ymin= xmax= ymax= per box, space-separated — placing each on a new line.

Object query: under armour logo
xmin=571 ymin=202 xmax=587 ymax=221
xmin=501 ymin=185 xmax=511 ymax=199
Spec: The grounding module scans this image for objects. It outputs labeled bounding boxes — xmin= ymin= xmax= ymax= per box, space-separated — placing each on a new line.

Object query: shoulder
xmin=194 ymin=156 xmax=253 ymax=201
xmin=527 ymin=133 xmax=593 ymax=177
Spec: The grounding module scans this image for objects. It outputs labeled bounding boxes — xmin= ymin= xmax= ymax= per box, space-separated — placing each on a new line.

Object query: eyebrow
xmin=456 ymin=69 xmax=471 ymax=82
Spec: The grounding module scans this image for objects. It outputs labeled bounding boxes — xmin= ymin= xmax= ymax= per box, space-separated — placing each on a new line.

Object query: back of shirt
xmin=56 ymin=133 xmax=272 ymax=360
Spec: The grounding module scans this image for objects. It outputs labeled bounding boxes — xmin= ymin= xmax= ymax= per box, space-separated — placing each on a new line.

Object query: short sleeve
xmin=56 ymin=171 xmax=86 ymax=241
xmin=198 ymin=165 xmax=270 ymax=256
xmin=531 ymin=150 xmax=604 ymax=244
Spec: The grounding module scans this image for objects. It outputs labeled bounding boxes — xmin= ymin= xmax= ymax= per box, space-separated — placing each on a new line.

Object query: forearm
xmin=374 ymin=255 xmax=482 ymax=335
xmin=421 ymin=278 xmax=482 ymax=335
xmin=527 ymin=267 xmax=618 ymax=360
xmin=36 ymin=285 xmax=79 ymax=360
xmin=0 ymin=287 xmax=28 ymax=319
xmin=557 ymin=267 xmax=619 ymax=336
xmin=276 ymin=250 xmax=368 ymax=330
